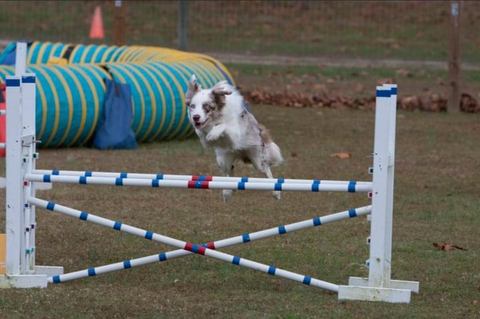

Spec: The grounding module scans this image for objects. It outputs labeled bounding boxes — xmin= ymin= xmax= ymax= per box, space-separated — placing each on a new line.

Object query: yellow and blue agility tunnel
xmin=0 ymin=42 xmax=235 ymax=148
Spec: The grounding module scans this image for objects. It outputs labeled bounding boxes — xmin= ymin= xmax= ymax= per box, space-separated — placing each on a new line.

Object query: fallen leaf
xmin=396 ymin=69 xmax=412 ymax=77
xmin=290 ymin=152 xmax=298 ymax=157
xmin=460 ymin=93 xmax=480 ymax=113
xmin=433 ymin=243 xmax=467 ymax=251
xmin=330 ymin=152 xmax=351 ymax=159
xmin=377 ymin=78 xmax=394 ymax=85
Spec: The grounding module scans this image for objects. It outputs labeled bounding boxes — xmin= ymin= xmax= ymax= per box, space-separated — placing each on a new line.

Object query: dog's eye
xmin=187 ymin=103 xmax=194 ymax=109
xmin=203 ymin=103 xmax=213 ymax=112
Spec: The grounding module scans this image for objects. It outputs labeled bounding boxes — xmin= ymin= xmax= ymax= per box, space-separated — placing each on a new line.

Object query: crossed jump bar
xmin=29 ymin=197 xmax=371 ymax=292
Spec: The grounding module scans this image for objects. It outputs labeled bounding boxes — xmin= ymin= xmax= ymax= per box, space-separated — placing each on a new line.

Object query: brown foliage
xmin=433 ymin=243 xmax=467 ymax=251
xmin=244 ymin=90 xmax=480 ymax=113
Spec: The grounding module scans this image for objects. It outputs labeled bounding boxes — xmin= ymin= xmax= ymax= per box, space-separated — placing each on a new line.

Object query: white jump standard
xmin=0 ymin=51 xmax=419 ymax=303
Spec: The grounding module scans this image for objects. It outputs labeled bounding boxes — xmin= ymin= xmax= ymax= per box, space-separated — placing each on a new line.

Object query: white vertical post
xmin=15 ymin=43 xmax=27 ymax=77
xmin=368 ymin=85 xmax=395 ymax=288
xmin=1 ymin=50 xmax=62 ymax=288
xmin=21 ymin=74 xmax=37 ymax=274
xmin=339 ymin=84 xmax=418 ymax=303
xmin=382 ymin=84 xmax=397 ymax=285
xmin=5 ymin=76 xmax=23 ymax=276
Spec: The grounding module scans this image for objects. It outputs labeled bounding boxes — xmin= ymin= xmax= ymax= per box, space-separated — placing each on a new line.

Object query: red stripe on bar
xmin=197 ymin=246 xmax=206 ymax=255
xmin=200 ymin=181 xmax=209 ymax=189
xmin=205 ymin=176 xmax=213 ymax=181
xmin=187 ymin=181 xmax=196 ymax=188
xmin=192 ymin=175 xmax=200 ymax=181
xmin=184 ymin=242 xmax=193 ymax=251
xmin=206 ymin=242 xmax=215 ymax=249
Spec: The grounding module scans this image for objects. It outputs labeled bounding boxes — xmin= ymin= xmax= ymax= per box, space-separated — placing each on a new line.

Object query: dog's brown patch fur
xmin=258 ymin=124 xmax=272 ymax=144
xmin=212 ymin=93 xmax=227 ymax=109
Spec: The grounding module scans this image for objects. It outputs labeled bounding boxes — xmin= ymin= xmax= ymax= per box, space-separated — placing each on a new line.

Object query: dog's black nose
xmin=193 ymin=115 xmax=200 ymax=122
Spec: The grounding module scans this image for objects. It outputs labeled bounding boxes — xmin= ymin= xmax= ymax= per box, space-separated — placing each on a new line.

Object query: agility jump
xmin=0 ymin=43 xmax=419 ymax=304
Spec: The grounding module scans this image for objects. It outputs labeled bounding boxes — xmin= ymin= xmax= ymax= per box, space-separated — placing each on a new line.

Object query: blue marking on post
xmin=232 ymin=256 xmax=241 ymax=265
xmin=312 ymin=180 xmax=320 ymax=192
xmin=123 ymin=260 xmax=132 ymax=269
xmin=43 ymin=175 xmax=51 ymax=183
xmin=46 ymin=202 xmax=55 ymax=211
xmin=277 ymin=178 xmax=285 ymax=184
xmin=52 ymin=170 xmax=59 ymax=175
xmin=348 ymin=181 xmax=357 ymax=193
xmin=274 ymin=183 xmax=282 ymax=191
xmin=156 ymin=174 xmax=164 ymax=180
xmin=145 ymin=231 xmax=153 ymax=240
xmin=113 ymin=221 xmax=122 ymax=231
xmin=22 ymin=76 xmax=35 ymax=83
xmin=115 ymin=178 xmax=123 ymax=186
xmin=192 ymin=245 xmax=199 ymax=253
xmin=52 ymin=275 xmax=61 ymax=283
xmin=242 ymin=234 xmax=251 ymax=243
xmin=152 ymin=179 xmax=159 ymax=187
xmin=313 ymin=217 xmax=321 ymax=226
xmin=238 ymin=182 xmax=245 ymax=190
xmin=79 ymin=176 xmax=87 ymax=184
xmin=303 ymin=276 xmax=312 ymax=285
xmin=348 ymin=209 xmax=357 ymax=218
xmin=198 ymin=175 xmax=206 ymax=181
xmin=376 ymin=89 xmax=391 ymax=98
xmin=79 ymin=212 xmax=88 ymax=221
xmin=390 ymin=87 xmax=397 ymax=95
xmin=278 ymin=226 xmax=286 ymax=234
xmin=159 ymin=253 xmax=167 ymax=261
xmin=88 ymin=268 xmax=96 ymax=277
xmin=85 ymin=171 xmax=92 ymax=177
xmin=241 ymin=177 xmax=248 ymax=182
xmin=120 ymin=172 xmax=128 ymax=178
xmin=268 ymin=266 xmax=276 ymax=275
xmin=6 ymin=79 xmax=20 ymax=87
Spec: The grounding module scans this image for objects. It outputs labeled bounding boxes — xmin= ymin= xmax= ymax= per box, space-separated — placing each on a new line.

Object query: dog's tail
xmin=265 ymin=141 xmax=283 ymax=167
xmin=258 ymin=124 xmax=283 ymax=167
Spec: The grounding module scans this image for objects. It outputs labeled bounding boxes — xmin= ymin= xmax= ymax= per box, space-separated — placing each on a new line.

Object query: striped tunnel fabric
xmin=0 ymin=41 xmax=235 ymax=147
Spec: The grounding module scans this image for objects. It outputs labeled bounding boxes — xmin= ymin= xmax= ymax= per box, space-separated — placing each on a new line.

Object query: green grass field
xmin=1 ymin=1 xmax=480 ymax=63
xmin=1 ymin=104 xmax=479 ymax=318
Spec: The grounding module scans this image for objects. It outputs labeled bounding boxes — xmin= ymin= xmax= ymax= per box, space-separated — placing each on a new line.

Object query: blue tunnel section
xmin=0 ymin=42 xmax=235 ymax=148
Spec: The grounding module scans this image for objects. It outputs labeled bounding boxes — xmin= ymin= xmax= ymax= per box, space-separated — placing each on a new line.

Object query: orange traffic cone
xmin=89 ymin=6 xmax=105 ymax=39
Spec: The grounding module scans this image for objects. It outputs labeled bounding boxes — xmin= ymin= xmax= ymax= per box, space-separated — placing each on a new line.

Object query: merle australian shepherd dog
xmin=186 ymin=75 xmax=283 ymax=202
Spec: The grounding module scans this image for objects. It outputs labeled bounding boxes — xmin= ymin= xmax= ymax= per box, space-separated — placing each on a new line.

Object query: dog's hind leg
xmin=248 ymin=148 xmax=281 ymax=200
xmin=215 ymin=149 xmax=236 ymax=203
xmin=265 ymin=166 xmax=281 ymax=200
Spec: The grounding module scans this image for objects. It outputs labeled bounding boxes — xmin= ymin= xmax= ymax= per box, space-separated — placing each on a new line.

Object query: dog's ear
xmin=211 ymin=81 xmax=233 ymax=96
xmin=211 ymin=81 xmax=233 ymax=108
xmin=186 ymin=74 xmax=201 ymax=104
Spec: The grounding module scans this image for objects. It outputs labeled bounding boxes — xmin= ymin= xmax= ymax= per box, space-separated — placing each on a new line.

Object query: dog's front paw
xmin=206 ymin=124 xmax=226 ymax=141
xmin=272 ymin=191 xmax=281 ymax=200
xmin=206 ymin=131 xmax=223 ymax=141
xmin=223 ymin=189 xmax=234 ymax=203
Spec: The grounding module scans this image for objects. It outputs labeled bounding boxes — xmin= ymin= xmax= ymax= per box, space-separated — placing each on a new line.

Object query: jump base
xmin=348 ymin=276 xmax=419 ymax=294
xmin=338 ymin=285 xmax=412 ymax=303
xmin=0 ymin=266 xmax=63 ymax=288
